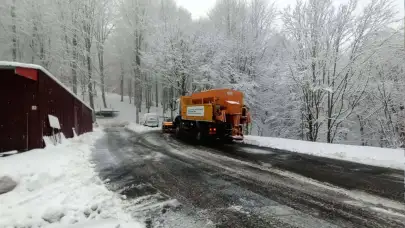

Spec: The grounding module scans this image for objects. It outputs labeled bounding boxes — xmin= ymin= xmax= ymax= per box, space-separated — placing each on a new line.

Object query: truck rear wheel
xmin=195 ymin=130 xmax=202 ymax=142
xmin=175 ymin=125 xmax=181 ymax=139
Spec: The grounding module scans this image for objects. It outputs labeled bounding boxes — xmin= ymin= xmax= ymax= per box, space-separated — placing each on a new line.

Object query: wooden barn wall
xmin=38 ymin=71 xmax=93 ymax=139
xmin=0 ymin=69 xmax=41 ymax=152
xmin=0 ymin=68 xmax=93 ymax=153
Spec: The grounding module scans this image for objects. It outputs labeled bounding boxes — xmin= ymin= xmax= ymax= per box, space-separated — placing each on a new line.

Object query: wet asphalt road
xmin=92 ymin=125 xmax=405 ymax=228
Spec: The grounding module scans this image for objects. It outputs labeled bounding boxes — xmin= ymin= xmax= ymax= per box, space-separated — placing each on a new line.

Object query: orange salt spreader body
xmin=163 ymin=89 xmax=251 ymax=143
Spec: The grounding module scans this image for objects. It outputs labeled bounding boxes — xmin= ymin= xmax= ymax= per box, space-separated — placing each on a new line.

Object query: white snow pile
xmin=0 ymin=151 xmax=18 ymax=157
xmin=244 ymin=136 xmax=404 ymax=170
xmin=125 ymin=123 xmax=158 ymax=134
xmin=0 ymin=128 xmax=144 ymax=228
xmin=0 ymin=176 xmax=17 ymax=194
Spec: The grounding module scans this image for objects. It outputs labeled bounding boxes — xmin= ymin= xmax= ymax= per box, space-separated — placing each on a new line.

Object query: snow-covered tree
xmin=0 ymin=0 xmax=402 ymax=148
xmin=282 ymin=0 xmax=398 ymax=143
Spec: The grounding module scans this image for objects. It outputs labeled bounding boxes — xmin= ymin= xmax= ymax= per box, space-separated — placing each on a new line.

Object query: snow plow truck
xmin=162 ymin=89 xmax=251 ymax=143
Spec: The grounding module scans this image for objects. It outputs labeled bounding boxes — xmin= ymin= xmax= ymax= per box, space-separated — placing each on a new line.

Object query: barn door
xmin=74 ymin=105 xmax=79 ymax=135
xmin=0 ymin=72 xmax=26 ymax=152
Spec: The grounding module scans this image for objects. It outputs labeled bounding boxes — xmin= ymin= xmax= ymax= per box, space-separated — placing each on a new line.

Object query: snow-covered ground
xmin=126 ymin=122 xmax=158 ymax=133
xmin=0 ymin=128 xmax=144 ymax=228
xmin=94 ymin=92 xmax=167 ymax=126
xmin=244 ymin=136 xmax=404 ymax=170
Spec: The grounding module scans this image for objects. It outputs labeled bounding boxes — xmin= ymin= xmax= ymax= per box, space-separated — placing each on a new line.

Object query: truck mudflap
xmin=162 ymin=122 xmax=175 ymax=133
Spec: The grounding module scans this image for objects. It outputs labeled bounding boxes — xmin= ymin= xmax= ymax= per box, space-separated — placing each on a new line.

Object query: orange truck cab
xmin=169 ymin=89 xmax=251 ymax=143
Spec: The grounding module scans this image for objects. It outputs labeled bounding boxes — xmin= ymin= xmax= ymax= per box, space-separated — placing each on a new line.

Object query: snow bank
xmin=0 ymin=176 xmax=17 ymax=194
xmin=244 ymin=136 xmax=404 ymax=170
xmin=50 ymin=219 xmax=144 ymax=228
xmin=125 ymin=123 xmax=158 ymax=134
xmin=0 ymin=151 xmax=18 ymax=157
xmin=0 ymin=128 xmax=144 ymax=228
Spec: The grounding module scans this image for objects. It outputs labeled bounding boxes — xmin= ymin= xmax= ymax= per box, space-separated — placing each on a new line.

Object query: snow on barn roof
xmin=0 ymin=61 xmax=92 ymax=111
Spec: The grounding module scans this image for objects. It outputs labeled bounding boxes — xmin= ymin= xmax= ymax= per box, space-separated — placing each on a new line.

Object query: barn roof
xmin=0 ymin=61 xmax=92 ymax=111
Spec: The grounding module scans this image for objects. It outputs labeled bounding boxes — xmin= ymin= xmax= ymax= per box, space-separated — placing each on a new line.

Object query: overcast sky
xmin=176 ymin=0 xmax=404 ymax=21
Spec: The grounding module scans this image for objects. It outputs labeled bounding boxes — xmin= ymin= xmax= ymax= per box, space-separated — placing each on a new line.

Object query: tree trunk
xmin=40 ymin=37 xmax=45 ymax=65
xmin=63 ymin=29 xmax=71 ymax=90
xmin=379 ymin=130 xmax=384 ymax=147
xmin=169 ymin=86 xmax=175 ymax=120
xmin=162 ymin=88 xmax=167 ymax=117
xmin=134 ymin=45 xmax=142 ymax=114
xmin=31 ymin=24 xmax=36 ymax=64
xmin=100 ymin=68 xmax=107 ymax=108
xmin=120 ymin=63 xmax=124 ymax=102
xmin=327 ymin=96 xmax=332 ymax=143
xmin=128 ymin=78 xmax=132 ymax=104
xmin=98 ymin=46 xmax=107 ymax=108
xmin=134 ymin=78 xmax=139 ymax=123
xmin=307 ymin=108 xmax=315 ymax=141
xmin=81 ymin=54 xmax=87 ymax=100
xmin=94 ymin=83 xmax=97 ymax=96
xmin=144 ymin=74 xmax=148 ymax=108
xmin=11 ymin=0 xmax=17 ymax=61
xmin=72 ymin=32 xmax=78 ymax=94
xmin=85 ymin=38 xmax=94 ymax=109
xmin=147 ymin=93 xmax=151 ymax=113
xmin=134 ymin=73 xmax=142 ymax=113
xmin=138 ymin=77 xmax=142 ymax=113
xmin=155 ymin=77 xmax=159 ymax=107
xmin=301 ymin=112 xmax=304 ymax=140
xmin=398 ymin=106 xmax=405 ymax=147
xmin=133 ymin=77 xmax=136 ymax=107
xmin=357 ymin=115 xmax=366 ymax=146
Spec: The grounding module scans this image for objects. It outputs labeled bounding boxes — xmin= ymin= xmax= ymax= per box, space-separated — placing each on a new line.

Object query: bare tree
xmin=155 ymin=75 xmax=159 ymax=107
xmin=120 ymin=62 xmax=125 ymax=102
xmin=11 ymin=0 xmax=17 ymax=61
xmin=283 ymin=0 xmax=396 ymax=143
xmin=80 ymin=0 xmax=96 ymax=109
xmin=128 ymin=78 xmax=132 ymax=104
xmin=95 ymin=0 xmax=115 ymax=108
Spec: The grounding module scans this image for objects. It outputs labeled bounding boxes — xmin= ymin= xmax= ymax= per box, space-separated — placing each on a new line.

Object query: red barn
xmin=0 ymin=62 xmax=93 ymax=153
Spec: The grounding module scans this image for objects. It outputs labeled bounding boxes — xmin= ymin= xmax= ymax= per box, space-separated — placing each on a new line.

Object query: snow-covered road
xmin=92 ymin=125 xmax=405 ymax=228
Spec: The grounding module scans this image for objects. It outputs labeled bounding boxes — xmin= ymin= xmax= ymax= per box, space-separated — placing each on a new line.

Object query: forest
xmin=0 ymin=0 xmax=404 ymax=148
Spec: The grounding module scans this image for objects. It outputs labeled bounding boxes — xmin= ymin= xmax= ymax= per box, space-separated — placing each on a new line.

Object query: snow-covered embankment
xmin=0 ymin=128 xmax=144 ymax=228
xmin=244 ymin=136 xmax=404 ymax=170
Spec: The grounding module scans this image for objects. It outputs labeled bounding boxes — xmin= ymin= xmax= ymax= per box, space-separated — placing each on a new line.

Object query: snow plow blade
xmin=232 ymin=135 xmax=244 ymax=141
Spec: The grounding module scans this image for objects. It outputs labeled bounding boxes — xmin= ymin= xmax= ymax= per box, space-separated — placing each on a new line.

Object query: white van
xmin=142 ymin=113 xmax=159 ymax=127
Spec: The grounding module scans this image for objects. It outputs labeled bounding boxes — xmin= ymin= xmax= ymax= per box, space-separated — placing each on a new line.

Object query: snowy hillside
xmin=0 ymin=129 xmax=144 ymax=228
xmin=93 ymin=92 xmax=169 ymax=125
